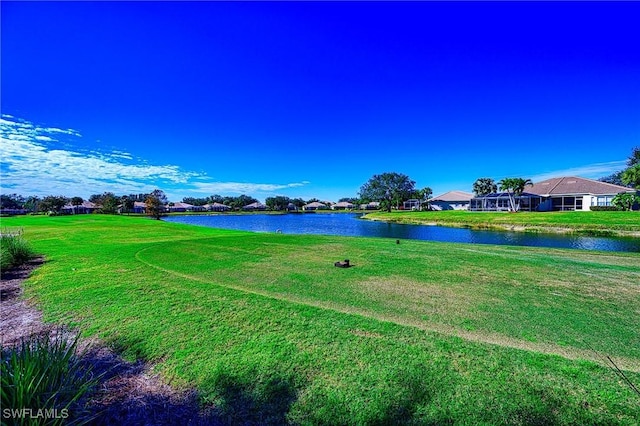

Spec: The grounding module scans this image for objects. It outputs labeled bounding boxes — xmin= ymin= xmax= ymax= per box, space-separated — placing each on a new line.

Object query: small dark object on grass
xmin=396 ymin=239 xmax=400 ymax=244
xmin=334 ymin=259 xmax=351 ymax=268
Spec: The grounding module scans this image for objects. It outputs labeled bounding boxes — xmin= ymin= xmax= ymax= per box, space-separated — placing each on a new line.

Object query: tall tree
xmin=101 ymin=192 xmax=120 ymax=214
xmin=121 ymin=195 xmax=135 ymax=214
xmin=359 ymin=172 xmax=416 ymax=212
xmin=265 ymin=196 xmax=291 ymax=211
xmin=0 ymin=194 xmax=25 ymax=210
xmin=182 ymin=197 xmax=208 ymax=206
xmin=208 ymin=194 xmax=225 ymax=205
xmin=498 ymin=178 xmax=533 ymax=212
xmin=145 ymin=189 xmax=168 ymax=219
xmin=23 ymin=196 xmax=41 ymax=213
xmin=291 ymin=198 xmax=306 ymax=209
xmin=472 ymin=178 xmax=498 ymax=196
xmin=621 ymin=164 xmax=640 ymax=189
xmin=338 ymin=197 xmax=360 ymax=204
xmin=599 ymin=147 xmax=640 ymax=188
xmin=70 ymin=196 xmax=84 ymax=214
xmin=40 ymin=195 xmax=68 ymax=214
xmin=599 ymin=171 xmax=626 ymax=187
xmin=627 ymin=146 xmax=640 ymax=167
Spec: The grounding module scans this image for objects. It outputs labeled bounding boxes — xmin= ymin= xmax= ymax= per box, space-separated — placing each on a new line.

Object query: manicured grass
xmin=364 ymin=210 xmax=640 ymax=236
xmin=3 ymin=214 xmax=640 ymax=424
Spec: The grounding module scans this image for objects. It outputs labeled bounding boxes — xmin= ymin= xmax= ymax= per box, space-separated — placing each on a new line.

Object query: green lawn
xmin=3 ymin=214 xmax=640 ymax=424
xmin=364 ymin=210 xmax=640 ymax=236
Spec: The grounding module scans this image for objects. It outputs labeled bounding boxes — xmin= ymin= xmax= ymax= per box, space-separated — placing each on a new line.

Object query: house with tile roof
xmin=470 ymin=176 xmax=635 ymax=211
xmin=167 ymin=202 xmax=204 ymax=212
xmin=242 ymin=202 xmax=267 ymax=211
xmin=428 ymin=191 xmax=474 ymax=211
xmin=203 ymin=202 xmax=231 ymax=212
xmin=332 ymin=201 xmax=354 ymax=210
xmin=303 ymin=201 xmax=328 ymax=211
xmin=525 ymin=176 xmax=635 ymax=211
xmin=62 ymin=201 xmax=98 ymax=214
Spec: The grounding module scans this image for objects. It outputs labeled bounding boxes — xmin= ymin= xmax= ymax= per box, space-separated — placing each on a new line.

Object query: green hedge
xmin=589 ymin=206 xmax=622 ymax=211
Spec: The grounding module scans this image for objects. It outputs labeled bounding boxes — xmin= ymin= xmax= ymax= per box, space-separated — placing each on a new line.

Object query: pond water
xmin=163 ymin=213 xmax=640 ymax=253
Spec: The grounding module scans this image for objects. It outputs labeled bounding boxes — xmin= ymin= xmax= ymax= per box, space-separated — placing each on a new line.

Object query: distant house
xmin=0 ymin=208 xmax=28 ymax=215
xmin=132 ymin=201 xmax=147 ymax=214
xmin=332 ymin=201 xmax=354 ymax=210
xmin=359 ymin=202 xmax=380 ymax=210
xmin=303 ymin=202 xmax=328 ymax=211
xmin=62 ymin=201 xmax=98 ymax=214
xmin=286 ymin=203 xmax=299 ymax=211
xmin=402 ymin=199 xmax=422 ymax=210
xmin=429 ymin=191 xmax=474 ymax=211
xmin=167 ymin=202 xmax=196 ymax=212
xmin=243 ymin=202 xmax=267 ymax=211
xmin=204 ymin=202 xmax=231 ymax=212
xmin=470 ymin=176 xmax=636 ymax=212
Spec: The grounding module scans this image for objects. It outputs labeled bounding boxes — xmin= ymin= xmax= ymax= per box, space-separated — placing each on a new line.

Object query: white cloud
xmin=189 ymin=181 xmax=311 ymax=195
xmin=0 ymin=115 xmax=310 ymax=200
xmin=529 ymin=161 xmax=626 ymax=182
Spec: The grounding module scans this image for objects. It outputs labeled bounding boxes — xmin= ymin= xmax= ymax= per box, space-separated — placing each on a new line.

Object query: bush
xmin=1 ymin=229 xmax=34 ymax=270
xmin=1 ymin=327 xmax=102 ymax=425
xmin=589 ymin=206 xmax=622 ymax=211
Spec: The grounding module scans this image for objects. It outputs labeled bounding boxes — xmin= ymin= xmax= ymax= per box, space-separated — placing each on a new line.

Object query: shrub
xmin=1 ymin=327 xmax=102 ymax=425
xmin=589 ymin=206 xmax=622 ymax=212
xmin=1 ymin=229 xmax=34 ymax=270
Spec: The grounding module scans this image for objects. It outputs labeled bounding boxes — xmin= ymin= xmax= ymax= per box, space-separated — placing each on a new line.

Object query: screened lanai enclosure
xmin=469 ymin=192 xmax=544 ymax=212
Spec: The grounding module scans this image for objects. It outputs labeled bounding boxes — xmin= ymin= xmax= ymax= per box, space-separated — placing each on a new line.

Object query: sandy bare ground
xmin=1 ymin=258 xmax=222 ymax=425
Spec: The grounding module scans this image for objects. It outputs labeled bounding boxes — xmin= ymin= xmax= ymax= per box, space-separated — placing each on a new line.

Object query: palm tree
xmin=498 ymin=178 xmax=533 ymax=212
xmin=472 ymin=178 xmax=497 ymax=197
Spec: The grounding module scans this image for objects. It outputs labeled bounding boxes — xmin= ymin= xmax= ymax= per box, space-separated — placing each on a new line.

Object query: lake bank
xmin=362 ymin=210 xmax=640 ymax=238
xmin=163 ymin=213 xmax=640 ymax=252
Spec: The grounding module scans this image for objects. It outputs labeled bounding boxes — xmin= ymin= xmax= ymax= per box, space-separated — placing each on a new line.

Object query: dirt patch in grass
xmin=0 ymin=258 xmax=221 ymax=425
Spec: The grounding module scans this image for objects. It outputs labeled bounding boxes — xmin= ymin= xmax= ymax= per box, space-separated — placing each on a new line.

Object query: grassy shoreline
xmin=363 ymin=210 xmax=640 ymax=237
xmin=2 ymin=215 xmax=639 ymax=424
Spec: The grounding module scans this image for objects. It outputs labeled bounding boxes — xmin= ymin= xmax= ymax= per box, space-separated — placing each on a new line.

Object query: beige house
xmin=470 ymin=176 xmax=635 ymax=211
xmin=332 ymin=201 xmax=354 ymax=210
xmin=243 ymin=202 xmax=267 ymax=211
xmin=62 ymin=201 xmax=98 ymax=214
xmin=303 ymin=201 xmax=328 ymax=211
xmin=428 ymin=191 xmax=474 ymax=211
xmin=203 ymin=202 xmax=231 ymax=212
xmin=525 ymin=176 xmax=635 ymax=211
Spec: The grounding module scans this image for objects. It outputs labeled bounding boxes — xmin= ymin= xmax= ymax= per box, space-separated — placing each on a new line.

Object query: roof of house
xmin=169 ymin=202 xmax=194 ymax=209
xmin=63 ymin=201 xmax=97 ymax=209
xmin=333 ymin=201 xmax=354 ymax=208
xmin=204 ymin=202 xmax=230 ymax=208
xmin=526 ymin=176 xmax=635 ymax=196
xmin=134 ymin=201 xmax=146 ymax=208
xmin=243 ymin=202 xmax=266 ymax=209
xmin=429 ymin=191 xmax=474 ymax=202
xmin=303 ymin=202 xmax=327 ymax=208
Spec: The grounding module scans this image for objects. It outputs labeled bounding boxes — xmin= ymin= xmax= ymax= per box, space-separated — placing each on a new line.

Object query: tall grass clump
xmin=1 ymin=228 xmax=34 ymax=270
xmin=1 ymin=327 xmax=101 ymax=425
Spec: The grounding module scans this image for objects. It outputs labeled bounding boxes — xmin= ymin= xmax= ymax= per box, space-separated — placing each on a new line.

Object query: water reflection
xmin=163 ymin=213 xmax=640 ymax=253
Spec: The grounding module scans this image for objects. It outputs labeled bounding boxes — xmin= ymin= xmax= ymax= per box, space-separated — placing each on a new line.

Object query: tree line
xmin=4 ymin=147 xmax=638 ymax=215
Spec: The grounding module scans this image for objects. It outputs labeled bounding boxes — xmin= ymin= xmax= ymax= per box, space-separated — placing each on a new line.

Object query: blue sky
xmin=1 ymin=1 xmax=638 ymax=202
